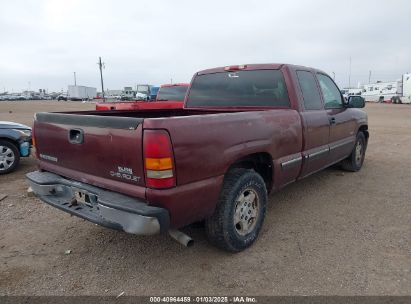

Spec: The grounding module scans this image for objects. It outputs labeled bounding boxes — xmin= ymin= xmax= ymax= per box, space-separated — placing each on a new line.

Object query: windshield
xmin=186 ymin=70 xmax=290 ymax=107
xmin=157 ymin=86 xmax=188 ymax=101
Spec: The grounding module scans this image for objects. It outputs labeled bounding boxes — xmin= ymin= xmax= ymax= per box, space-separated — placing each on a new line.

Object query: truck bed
xmin=33 ymin=107 xmax=302 ymax=227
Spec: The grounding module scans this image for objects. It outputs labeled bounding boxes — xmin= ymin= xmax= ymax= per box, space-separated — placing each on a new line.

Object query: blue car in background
xmin=0 ymin=121 xmax=32 ymax=174
xmin=149 ymin=86 xmax=160 ymax=101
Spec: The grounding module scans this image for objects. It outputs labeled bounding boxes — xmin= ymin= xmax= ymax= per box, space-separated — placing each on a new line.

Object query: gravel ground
xmin=0 ymin=101 xmax=410 ymax=296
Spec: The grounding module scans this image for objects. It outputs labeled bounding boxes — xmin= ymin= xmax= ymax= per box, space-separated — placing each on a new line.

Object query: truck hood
xmin=0 ymin=121 xmax=31 ymax=130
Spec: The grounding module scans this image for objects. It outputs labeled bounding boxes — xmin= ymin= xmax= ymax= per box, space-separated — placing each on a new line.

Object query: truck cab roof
xmin=196 ymin=63 xmax=326 ymax=76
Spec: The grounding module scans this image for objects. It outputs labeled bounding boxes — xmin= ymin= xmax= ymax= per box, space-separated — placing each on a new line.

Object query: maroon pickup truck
xmin=27 ymin=64 xmax=368 ymax=252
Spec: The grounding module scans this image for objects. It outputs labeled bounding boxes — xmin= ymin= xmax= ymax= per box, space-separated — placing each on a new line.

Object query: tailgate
xmin=34 ymin=112 xmax=146 ymax=196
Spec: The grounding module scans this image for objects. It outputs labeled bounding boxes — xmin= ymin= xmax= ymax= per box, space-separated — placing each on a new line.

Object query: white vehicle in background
xmin=397 ymin=73 xmax=411 ymax=104
xmin=57 ymin=93 xmax=68 ymax=101
xmin=121 ymin=87 xmax=135 ymax=100
xmin=68 ymin=85 xmax=97 ymax=101
xmin=361 ymin=81 xmax=398 ymax=103
xmin=105 ymin=90 xmax=122 ymax=100
xmin=135 ymin=84 xmax=151 ymax=100
xmin=341 ymin=88 xmax=362 ymax=99
xmin=361 ymin=73 xmax=411 ymax=104
xmin=106 ymin=95 xmax=121 ymax=100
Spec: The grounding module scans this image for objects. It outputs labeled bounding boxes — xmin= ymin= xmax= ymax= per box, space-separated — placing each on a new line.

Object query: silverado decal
xmin=39 ymin=154 xmax=58 ymax=162
xmin=110 ymin=166 xmax=140 ymax=183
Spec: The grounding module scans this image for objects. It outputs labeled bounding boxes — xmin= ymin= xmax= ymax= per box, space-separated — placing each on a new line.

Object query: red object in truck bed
xmin=95 ymin=100 xmax=184 ymax=111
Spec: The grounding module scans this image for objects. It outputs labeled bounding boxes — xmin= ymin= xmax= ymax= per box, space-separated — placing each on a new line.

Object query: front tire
xmin=0 ymin=140 xmax=20 ymax=174
xmin=341 ymin=132 xmax=366 ymax=172
xmin=205 ymin=168 xmax=267 ymax=252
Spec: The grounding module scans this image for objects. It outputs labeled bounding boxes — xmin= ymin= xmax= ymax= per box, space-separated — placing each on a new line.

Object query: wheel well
xmin=358 ymin=125 xmax=369 ymax=144
xmin=0 ymin=137 xmax=19 ymax=148
xmin=228 ymin=152 xmax=273 ymax=191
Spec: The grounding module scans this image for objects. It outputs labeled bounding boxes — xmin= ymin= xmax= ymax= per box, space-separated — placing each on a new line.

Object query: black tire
xmin=0 ymin=140 xmax=20 ymax=174
xmin=205 ymin=168 xmax=267 ymax=252
xmin=341 ymin=132 xmax=366 ymax=172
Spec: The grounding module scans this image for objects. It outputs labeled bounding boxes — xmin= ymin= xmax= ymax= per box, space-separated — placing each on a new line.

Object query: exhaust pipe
xmin=169 ymin=229 xmax=194 ymax=247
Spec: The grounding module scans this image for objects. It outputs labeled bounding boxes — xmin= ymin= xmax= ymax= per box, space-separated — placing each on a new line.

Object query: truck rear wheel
xmin=205 ymin=168 xmax=267 ymax=252
xmin=0 ymin=140 xmax=20 ymax=174
xmin=341 ymin=132 xmax=366 ymax=172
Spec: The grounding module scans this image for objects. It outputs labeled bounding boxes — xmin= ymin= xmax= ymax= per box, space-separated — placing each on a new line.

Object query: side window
xmin=296 ymin=71 xmax=323 ymax=110
xmin=317 ymin=74 xmax=343 ymax=109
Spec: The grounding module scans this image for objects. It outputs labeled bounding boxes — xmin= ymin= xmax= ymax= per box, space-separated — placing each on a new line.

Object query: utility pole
xmin=98 ymin=57 xmax=105 ymax=102
xmin=368 ymin=70 xmax=372 ymax=83
xmin=74 ymin=72 xmax=77 ymax=86
xmin=348 ymin=56 xmax=352 ymax=88
xmin=170 ymin=78 xmax=173 ymax=84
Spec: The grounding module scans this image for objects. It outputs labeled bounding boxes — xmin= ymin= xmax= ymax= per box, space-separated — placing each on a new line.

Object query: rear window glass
xmin=186 ymin=70 xmax=290 ymax=107
xmin=157 ymin=86 xmax=188 ymax=101
xmin=297 ymin=70 xmax=323 ymax=110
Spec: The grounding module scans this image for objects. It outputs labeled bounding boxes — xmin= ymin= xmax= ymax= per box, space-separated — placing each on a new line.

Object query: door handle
xmin=329 ymin=117 xmax=336 ymax=125
xmin=68 ymin=128 xmax=84 ymax=144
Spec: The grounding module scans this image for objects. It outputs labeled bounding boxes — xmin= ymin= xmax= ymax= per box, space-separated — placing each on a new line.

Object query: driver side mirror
xmin=346 ymin=95 xmax=365 ymax=108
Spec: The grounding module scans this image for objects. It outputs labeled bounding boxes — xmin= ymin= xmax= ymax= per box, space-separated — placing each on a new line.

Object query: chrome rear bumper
xmin=26 ymin=171 xmax=169 ymax=235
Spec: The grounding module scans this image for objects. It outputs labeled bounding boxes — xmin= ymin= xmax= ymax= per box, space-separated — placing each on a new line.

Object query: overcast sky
xmin=0 ymin=0 xmax=410 ymax=93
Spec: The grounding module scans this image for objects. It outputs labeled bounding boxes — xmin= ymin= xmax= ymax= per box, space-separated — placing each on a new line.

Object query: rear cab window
xmin=296 ymin=70 xmax=323 ymax=110
xmin=186 ymin=70 xmax=290 ymax=107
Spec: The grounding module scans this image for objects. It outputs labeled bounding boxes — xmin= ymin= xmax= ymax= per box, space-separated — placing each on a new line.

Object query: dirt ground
xmin=0 ymin=101 xmax=410 ymax=296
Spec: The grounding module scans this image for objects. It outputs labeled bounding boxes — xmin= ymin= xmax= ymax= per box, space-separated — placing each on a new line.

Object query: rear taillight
xmin=32 ymin=123 xmax=38 ymax=159
xmin=143 ymin=130 xmax=176 ymax=189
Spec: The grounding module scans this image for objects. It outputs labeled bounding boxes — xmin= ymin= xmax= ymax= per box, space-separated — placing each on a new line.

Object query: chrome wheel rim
xmin=0 ymin=145 xmax=15 ymax=171
xmin=234 ymin=188 xmax=259 ymax=236
xmin=355 ymin=141 xmax=363 ymax=166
